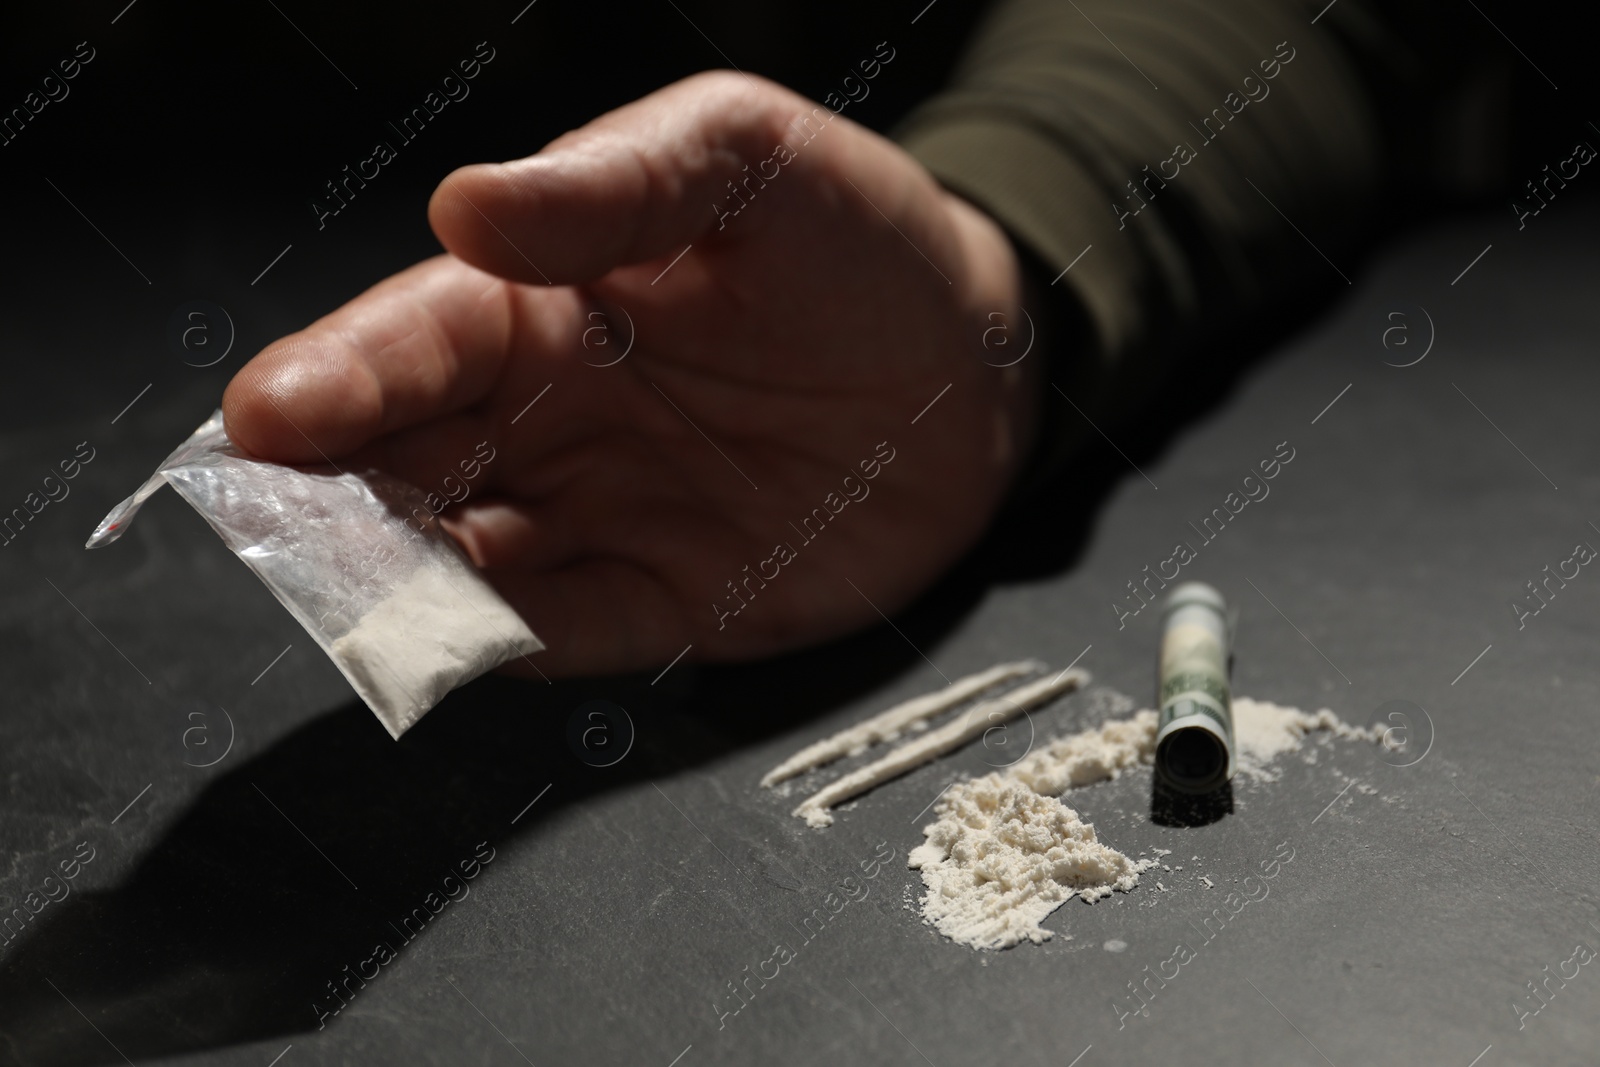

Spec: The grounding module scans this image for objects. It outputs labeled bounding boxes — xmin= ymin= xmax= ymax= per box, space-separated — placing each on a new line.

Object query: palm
xmin=225 ymin=72 xmax=1038 ymax=676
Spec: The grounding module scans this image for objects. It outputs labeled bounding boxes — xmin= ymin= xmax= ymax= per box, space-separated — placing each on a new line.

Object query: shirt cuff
xmin=896 ymin=113 xmax=1154 ymax=376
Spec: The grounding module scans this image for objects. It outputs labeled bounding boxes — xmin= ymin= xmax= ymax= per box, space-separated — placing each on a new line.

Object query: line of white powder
xmin=760 ymin=659 xmax=1045 ymax=788
xmin=791 ymin=669 xmax=1089 ymax=828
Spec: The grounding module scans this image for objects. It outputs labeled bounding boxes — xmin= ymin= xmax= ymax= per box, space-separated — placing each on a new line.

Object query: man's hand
xmin=222 ymin=71 xmax=1041 ymax=677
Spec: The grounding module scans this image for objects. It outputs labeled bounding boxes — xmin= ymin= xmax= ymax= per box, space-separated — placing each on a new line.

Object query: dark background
xmin=2 ymin=2 xmax=1599 ymax=1065
xmin=0 ymin=0 xmax=994 ymax=440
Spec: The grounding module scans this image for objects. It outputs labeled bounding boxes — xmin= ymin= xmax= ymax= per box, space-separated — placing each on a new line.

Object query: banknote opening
xmin=1156 ymin=727 xmax=1228 ymax=793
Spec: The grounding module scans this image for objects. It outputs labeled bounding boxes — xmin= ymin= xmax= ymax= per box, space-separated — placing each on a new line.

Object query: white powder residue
xmin=1232 ymin=697 xmax=1379 ymax=782
xmin=329 ymin=564 xmax=540 ymax=738
xmin=1003 ymin=709 xmax=1158 ymax=798
xmin=1084 ymin=685 xmax=1138 ymax=718
xmin=911 ymin=696 xmax=1376 ymax=950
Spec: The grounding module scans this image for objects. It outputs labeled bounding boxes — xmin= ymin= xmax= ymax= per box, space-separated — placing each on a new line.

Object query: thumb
xmin=428 ymin=70 xmax=823 ymax=285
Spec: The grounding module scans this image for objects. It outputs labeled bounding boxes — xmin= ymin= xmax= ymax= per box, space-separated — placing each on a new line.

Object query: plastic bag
xmin=88 ymin=410 xmax=543 ymax=738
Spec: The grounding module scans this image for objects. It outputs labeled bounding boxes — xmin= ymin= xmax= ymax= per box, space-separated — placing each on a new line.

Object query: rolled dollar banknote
xmin=1154 ymin=582 xmax=1233 ymax=793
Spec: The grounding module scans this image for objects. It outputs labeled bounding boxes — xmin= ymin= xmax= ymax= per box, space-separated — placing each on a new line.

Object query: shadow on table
xmin=1150 ymin=780 xmax=1235 ymax=828
xmin=0 ymin=586 xmax=987 ymax=1065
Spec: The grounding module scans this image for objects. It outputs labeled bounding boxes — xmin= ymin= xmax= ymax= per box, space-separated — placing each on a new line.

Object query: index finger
xmin=222 ymin=255 xmax=523 ymax=462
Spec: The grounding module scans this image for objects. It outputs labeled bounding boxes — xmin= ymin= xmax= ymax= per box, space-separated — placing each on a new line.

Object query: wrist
xmin=999 ymin=232 xmax=1097 ymax=508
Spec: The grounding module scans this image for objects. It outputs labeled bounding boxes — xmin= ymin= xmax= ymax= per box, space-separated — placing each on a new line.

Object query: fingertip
xmin=427 ymin=163 xmax=500 ymax=251
xmin=221 ymin=335 xmax=384 ymax=462
xmin=219 ymin=355 xmax=290 ymax=460
xmin=429 ymin=162 xmax=552 ymax=283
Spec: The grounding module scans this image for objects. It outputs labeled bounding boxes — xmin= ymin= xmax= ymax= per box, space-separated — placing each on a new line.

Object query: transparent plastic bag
xmin=88 ymin=410 xmax=543 ymax=738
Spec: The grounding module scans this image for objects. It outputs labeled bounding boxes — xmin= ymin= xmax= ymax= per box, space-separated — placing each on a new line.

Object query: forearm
xmin=893 ymin=0 xmax=1413 ymax=454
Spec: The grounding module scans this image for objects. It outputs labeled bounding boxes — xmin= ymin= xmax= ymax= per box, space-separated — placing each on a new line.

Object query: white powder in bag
xmin=329 ymin=564 xmax=538 ymax=739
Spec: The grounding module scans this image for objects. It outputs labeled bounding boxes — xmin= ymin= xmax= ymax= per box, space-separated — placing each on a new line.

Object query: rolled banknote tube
xmin=1154 ymin=582 xmax=1233 ymax=794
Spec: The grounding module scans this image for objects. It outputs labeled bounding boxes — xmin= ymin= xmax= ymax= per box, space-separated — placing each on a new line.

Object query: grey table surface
xmin=2 ymin=202 xmax=1598 ymax=1067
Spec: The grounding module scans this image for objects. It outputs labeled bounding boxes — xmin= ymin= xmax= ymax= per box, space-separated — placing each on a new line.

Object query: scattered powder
xmin=1232 ymin=698 xmax=1380 ymax=782
xmin=910 ymin=696 xmax=1378 ymax=950
xmin=1200 ymin=876 xmax=1215 ymax=888
xmin=1083 ymin=685 xmax=1138 ymax=718
xmin=761 ymin=660 xmax=1042 ymax=788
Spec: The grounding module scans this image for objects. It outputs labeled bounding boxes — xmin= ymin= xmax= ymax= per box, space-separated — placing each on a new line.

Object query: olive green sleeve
xmin=894 ymin=0 xmax=1398 ymax=427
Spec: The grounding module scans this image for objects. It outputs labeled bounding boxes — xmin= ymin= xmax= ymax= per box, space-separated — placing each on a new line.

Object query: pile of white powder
xmin=909 ymin=696 xmax=1378 ymax=949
